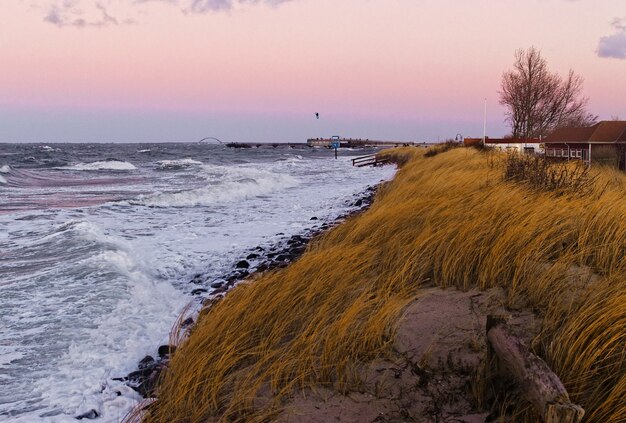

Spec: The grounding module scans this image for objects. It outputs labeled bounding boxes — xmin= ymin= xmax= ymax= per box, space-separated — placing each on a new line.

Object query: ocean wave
xmin=136 ymin=165 xmax=299 ymax=207
xmin=63 ymin=161 xmax=137 ymax=171
xmin=137 ymin=149 xmax=151 ymax=153
xmin=0 ymin=164 xmax=11 ymax=173
xmin=0 ymin=175 xmax=7 ymax=184
xmin=38 ymin=145 xmax=61 ymax=152
xmin=156 ymin=159 xmax=203 ymax=170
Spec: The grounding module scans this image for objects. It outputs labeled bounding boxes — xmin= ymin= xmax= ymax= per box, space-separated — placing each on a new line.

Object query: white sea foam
xmin=156 ymin=158 xmax=203 ymax=170
xmin=63 ymin=161 xmax=137 ymax=171
xmin=0 ymin=175 xmax=6 ymax=184
xmin=0 ymin=164 xmax=11 ymax=173
xmin=138 ymin=165 xmax=298 ymax=207
xmin=137 ymin=149 xmax=151 ymax=153
xmin=3 ymin=220 xmax=189 ymax=422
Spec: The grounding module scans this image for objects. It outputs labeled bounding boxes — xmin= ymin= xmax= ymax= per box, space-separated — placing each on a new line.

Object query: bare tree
xmin=499 ymin=47 xmax=597 ymax=138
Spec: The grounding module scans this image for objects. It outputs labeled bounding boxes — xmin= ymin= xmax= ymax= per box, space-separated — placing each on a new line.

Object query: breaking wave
xmin=136 ymin=165 xmax=298 ymax=207
xmin=156 ymin=159 xmax=203 ymax=170
xmin=62 ymin=161 xmax=137 ymax=171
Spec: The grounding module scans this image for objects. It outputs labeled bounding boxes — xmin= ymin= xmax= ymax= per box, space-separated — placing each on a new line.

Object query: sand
xmin=277 ymin=286 xmax=539 ymax=423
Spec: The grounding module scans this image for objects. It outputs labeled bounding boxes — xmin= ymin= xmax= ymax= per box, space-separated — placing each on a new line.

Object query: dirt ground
xmin=277 ymin=287 xmax=539 ymax=423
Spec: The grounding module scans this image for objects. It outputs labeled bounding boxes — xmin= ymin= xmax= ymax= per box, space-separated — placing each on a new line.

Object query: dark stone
xmin=236 ymin=260 xmax=250 ymax=269
xmin=276 ymin=232 xmax=285 ymax=235
xmin=310 ymin=216 xmax=318 ymax=220
xmin=276 ymin=254 xmax=289 ymax=262
xmin=158 ymin=345 xmax=177 ymax=358
xmin=237 ymin=270 xmax=249 ymax=279
xmin=354 ymin=199 xmax=363 ymax=207
xmin=257 ymin=263 xmax=268 ymax=272
xmin=287 ymin=237 xmax=304 ymax=245
xmin=255 ymin=246 xmax=264 ymax=251
xmin=181 ymin=317 xmax=194 ymax=328
xmin=138 ymin=355 xmax=155 ymax=370
xmin=246 ymin=253 xmax=259 ymax=260
xmin=191 ymin=288 xmax=208 ymax=296
xmin=212 ymin=286 xmax=227 ymax=294
xmin=267 ymin=252 xmax=277 ymax=259
xmin=76 ymin=409 xmax=99 ymax=420
xmin=210 ymin=282 xmax=224 ymax=289
xmin=130 ymin=364 xmax=165 ymax=398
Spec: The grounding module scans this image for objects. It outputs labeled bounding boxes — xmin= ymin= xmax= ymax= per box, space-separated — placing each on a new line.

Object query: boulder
xmin=158 ymin=345 xmax=177 ymax=358
xmin=138 ymin=355 xmax=155 ymax=370
xmin=76 ymin=409 xmax=99 ymax=420
xmin=236 ymin=260 xmax=250 ymax=269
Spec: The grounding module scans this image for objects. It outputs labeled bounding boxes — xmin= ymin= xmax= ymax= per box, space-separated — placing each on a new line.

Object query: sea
xmin=0 ymin=142 xmax=396 ymax=422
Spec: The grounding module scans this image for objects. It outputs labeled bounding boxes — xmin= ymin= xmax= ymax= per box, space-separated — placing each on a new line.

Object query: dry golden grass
xmin=140 ymin=147 xmax=625 ymax=423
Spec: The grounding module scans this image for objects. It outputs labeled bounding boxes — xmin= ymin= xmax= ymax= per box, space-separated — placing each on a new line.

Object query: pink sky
xmin=0 ymin=0 xmax=624 ymax=142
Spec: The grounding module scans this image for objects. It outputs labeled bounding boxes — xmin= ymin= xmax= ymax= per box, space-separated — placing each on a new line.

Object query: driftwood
xmin=486 ymin=315 xmax=584 ymax=423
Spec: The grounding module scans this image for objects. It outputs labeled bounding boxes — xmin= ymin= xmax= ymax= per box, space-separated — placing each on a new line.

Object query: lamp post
xmin=482 ymin=98 xmax=487 ymax=146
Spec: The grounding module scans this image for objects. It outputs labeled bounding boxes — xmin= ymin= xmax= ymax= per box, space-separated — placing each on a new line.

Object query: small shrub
xmin=424 ymin=140 xmax=462 ymax=157
xmin=504 ymin=153 xmax=597 ymax=196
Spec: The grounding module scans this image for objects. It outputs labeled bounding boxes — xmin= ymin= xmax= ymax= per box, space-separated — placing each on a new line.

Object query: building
xmin=543 ymin=121 xmax=626 ymax=168
xmin=463 ymin=137 xmax=542 ymax=153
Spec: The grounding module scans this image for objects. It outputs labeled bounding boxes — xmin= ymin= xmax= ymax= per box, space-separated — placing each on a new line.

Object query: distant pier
xmin=307 ymin=138 xmax=423 ymax=148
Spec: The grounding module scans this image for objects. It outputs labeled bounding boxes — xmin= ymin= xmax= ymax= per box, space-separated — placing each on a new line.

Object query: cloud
xmin=40 ymin=0 xmax=298 ymax=27
xmin=598 ymin=17 xmax=626 ymax=59
xmin=43 ymin=1 xmax=124 ymax=28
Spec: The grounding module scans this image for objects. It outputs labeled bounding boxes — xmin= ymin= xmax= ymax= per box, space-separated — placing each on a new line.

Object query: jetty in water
xmin=307 ymin=138 xmax=424 ymax=148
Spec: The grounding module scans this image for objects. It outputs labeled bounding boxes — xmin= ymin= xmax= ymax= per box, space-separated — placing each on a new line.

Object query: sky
xmin=0 ymin=0 xmax=624 ymax=143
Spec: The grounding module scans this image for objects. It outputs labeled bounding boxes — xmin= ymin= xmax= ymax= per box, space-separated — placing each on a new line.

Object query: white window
xmin=555 ymin=149 xmax=561 ymax=157
xmin=576 ymin=150 xmax=581 ymax=158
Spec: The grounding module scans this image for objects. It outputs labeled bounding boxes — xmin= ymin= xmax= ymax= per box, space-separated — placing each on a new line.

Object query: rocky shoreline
xmin=92 ymin=184 xmax=381 ymax=420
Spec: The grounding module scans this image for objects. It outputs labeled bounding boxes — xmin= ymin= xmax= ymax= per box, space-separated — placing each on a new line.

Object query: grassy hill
xmin=137 ymin=147 xmax=625 ymax=423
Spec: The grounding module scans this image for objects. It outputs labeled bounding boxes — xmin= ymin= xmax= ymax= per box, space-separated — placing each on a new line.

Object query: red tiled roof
xmin=544 ymin=121 xmax=626 ymax=143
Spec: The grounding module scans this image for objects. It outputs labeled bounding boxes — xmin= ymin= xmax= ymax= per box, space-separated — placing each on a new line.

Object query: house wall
xmin=486 ymin=142 xmax=543 ymax=154
xmin=545 ymin=143 xmax=626 ymax=169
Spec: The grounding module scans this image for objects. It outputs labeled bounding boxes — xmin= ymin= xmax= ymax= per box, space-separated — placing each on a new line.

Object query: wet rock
xmin=310 ymin=216 xmax=318 ymax=220
xmin=76 ymin=409 xmax=99 ymax=420
xmin=257 ymin=263 xmax=269 ymax=272
xmin=210 ymin=282 xmax=224 ymax=289
xmin=287 ymin=237 xmax=305 ymax=246
xmin=236 ymin=260 xmax=250 ymax=269
xmin=276 ymin=232 xmax=285 ymax=236
xmin=129 ymin=363 xmax=165 ymax=398
xmin=212 ymin=286 xmax=228 ymax=294
xmin=138 ymin=355 xmax=155 ymax=370
xmin=255 ymin=246 xmax=264 ymax=252
xmin=181 ymin=317 xmax=194 ymax=329
xmin=191 ymin=288 xmax=208 ymax=296
xmin=246 ymin=253 xmax=259 ymax=260
xmin=237 ymin=270 xmax=249 ymax=279
xmin=158 ymin=345 xmax=177 ymax=358
xmin=354 ymin=199 xmax=363 ymax=207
